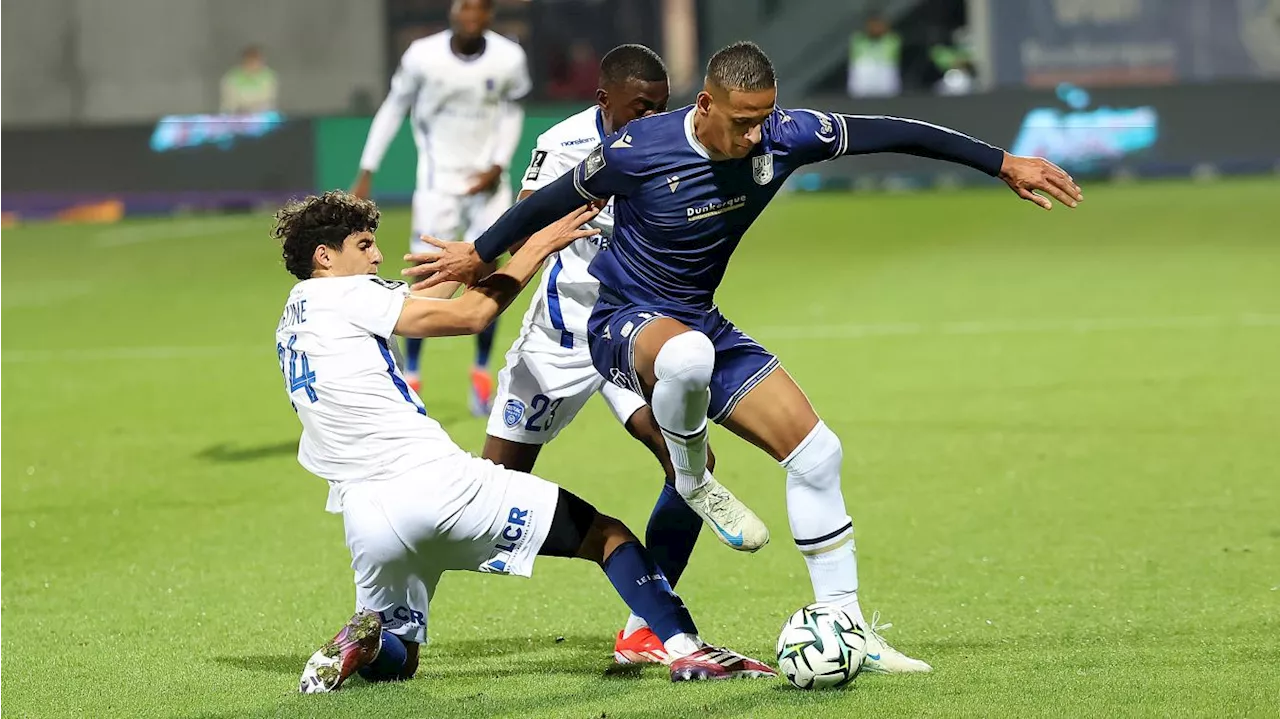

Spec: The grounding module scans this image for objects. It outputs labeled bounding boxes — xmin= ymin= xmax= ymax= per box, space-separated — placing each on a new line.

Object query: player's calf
xmin=538 ymin=488 xmax=772 ymax=675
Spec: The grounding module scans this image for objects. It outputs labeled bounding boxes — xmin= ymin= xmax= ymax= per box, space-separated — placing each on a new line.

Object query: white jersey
xmin=517 ymin=105 xmax=613 ymax=347
xmin=361 ymin=30 xmax=531 ymax=195
xmin=275 ymin=275 xmax=464 ymax=511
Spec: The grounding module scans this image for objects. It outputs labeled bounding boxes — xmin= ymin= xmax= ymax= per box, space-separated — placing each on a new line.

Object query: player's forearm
xmin=488 ymin=102 xmax=525 ymax=170
xmin=837 ymin=114 xmax=1005 ymax=176
xmin=359 ymin=97 xmax=411 ymax=173
xmin=473 ymin=171 xmax=586 ymax=263
xmin=397 ymin=244 xmax=549 ymax=337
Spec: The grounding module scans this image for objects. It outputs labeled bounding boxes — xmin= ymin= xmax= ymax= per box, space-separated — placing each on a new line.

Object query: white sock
xmin=650 ymin=332 xmax=715 ymax=497
xmin=663 ymin=426 xmax=709 ymax=497
xmin=622 ymin=613 xmax=649 ymax=639
xmin=805 ymin=540 xmax=867 ymax=627
xmin=783 ymin=422 xmax=866 ymax=624
xmin=662 ymin=632 xmax=703 ymax=659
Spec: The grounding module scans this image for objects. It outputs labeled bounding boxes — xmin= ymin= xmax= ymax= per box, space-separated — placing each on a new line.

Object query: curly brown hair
xmin=272 ymin=191 xmax=381 ymax=279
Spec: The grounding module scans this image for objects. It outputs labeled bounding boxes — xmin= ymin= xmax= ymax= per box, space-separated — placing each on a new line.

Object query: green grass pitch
xmin=3 ymin=178 xmax=1278 ymax=717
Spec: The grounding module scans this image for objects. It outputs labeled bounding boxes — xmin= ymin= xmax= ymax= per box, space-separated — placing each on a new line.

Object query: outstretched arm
xmin=352 ymin=53 xmax=421 ymax=198
xmin=837 ymin=114 xmax=1005 ymax=175
xmin=394 ymin=206 xmax=599 ymax=337
xmin=823 ymin=112 xmax=1083 ymax=210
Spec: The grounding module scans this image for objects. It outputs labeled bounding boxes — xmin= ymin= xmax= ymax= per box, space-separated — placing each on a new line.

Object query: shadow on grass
xmin=197 ymin=632 xmax=874 ymax=719
xmin=213 ymin=654 xmax=304 ymax=676
xmin=212 ymin=635 xmax=653 ymax=681
xmin=196 ymin=442 xmax=297 ymax=463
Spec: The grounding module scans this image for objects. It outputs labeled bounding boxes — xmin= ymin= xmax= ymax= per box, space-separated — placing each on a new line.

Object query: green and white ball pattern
xmin=776 ymin=602 xmax=867 ymax=689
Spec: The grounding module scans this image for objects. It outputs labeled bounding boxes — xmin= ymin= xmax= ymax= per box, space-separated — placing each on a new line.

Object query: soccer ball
xmin=776 ymin=603 xmax=868 ymax=689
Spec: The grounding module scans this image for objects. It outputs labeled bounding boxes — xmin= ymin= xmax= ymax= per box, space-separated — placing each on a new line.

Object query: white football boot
xmin=682 ymin=476 xmax=769 ymax=552
xmin=860 ymin=612 xmax=932 ymax=674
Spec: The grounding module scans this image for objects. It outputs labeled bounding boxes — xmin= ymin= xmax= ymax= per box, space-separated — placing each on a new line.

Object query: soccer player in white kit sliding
xmin=480 ymin=45 xmax=727 ymax=667
xmin=352 ymin=0 xmax=526 ymax=415
xmin=272 ymin=191 xmax=775 ymax=692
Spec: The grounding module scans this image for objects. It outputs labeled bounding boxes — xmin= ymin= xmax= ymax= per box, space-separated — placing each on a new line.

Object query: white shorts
xmin=338 ymin=454 xmax=560 ymax=644
xmin=411 ymin=184 xmax=513 ymax=252
xmin=487 ymin=325 xmax=648 ymax=445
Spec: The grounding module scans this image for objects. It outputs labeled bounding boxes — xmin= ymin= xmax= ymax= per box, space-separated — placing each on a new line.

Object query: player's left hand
xmin=998 ymin=153 xmax=1083 ymax=210
xmin=464 ymin=166 xmax=503 ymax=195
xmin=403 ymin=238 xmax=488 ymax=290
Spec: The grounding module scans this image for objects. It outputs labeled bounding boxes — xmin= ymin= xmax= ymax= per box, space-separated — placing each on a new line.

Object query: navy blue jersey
xmin=573 ymin=106 xmax=848 ymax=309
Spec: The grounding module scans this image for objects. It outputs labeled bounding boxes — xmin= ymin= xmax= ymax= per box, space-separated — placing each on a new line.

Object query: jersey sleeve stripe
xmin=572 ymin=170 xmax=606 ymax=202
xmin=834 ymin=113 xmax=849 ymax=159
xmin=375 ymin=336 xmax=427 ymax=416
xmin=544 ymin=255 xmax=574 ymax=349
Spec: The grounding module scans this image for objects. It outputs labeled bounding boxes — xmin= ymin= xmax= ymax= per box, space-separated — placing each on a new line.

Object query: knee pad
xmin=783 ymin=421 xmax=843 ymax=491
xmin=654 ymin=331 xmax=715 ymax=391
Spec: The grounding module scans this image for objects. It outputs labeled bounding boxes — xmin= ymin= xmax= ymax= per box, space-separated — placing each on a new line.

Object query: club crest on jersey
xmin=752 ymin=153 xmax=775 ymax=185
xmin=503 ymin=399 xmax=525 ymax=427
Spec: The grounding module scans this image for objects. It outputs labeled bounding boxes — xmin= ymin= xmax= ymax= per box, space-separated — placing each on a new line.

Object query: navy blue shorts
xmin=587 ymin=297 xmax=779 ymax=423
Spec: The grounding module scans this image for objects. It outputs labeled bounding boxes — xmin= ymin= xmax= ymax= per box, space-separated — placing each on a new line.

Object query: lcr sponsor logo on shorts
xmin=503 ymin=399 xmax=525 ymax=427
xmin=480 ymin=507 xmax=531 ymax=574
xmin=376 ymin=605 xmax=425 ymax=627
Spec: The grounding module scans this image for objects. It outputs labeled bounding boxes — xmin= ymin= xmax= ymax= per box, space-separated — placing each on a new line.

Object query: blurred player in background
xmin=482 ymin=44 xmax=714 ymax=666
xmin=353 ymin=0 xmax=528 ymax=415
xmin=403 ymin=41 xmax=1084 ymax=674
xmin=271 ymin=192 xmax=775 ymax=692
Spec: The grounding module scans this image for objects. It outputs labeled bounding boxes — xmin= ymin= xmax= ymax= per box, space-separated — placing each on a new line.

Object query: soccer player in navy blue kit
xmin=404 ymin=41 xmax=1083 ymax=673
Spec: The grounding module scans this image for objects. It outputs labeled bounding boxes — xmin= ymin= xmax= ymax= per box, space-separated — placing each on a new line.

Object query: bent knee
xmin=654 ymin=331 xmax=715 ymax=390
xmin=783 ymin=421 xmax=842 ymax=489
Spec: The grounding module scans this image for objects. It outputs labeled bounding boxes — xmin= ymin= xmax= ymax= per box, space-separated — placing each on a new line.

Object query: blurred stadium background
xmin=4 ymin=0 xmax=1279 ymax=217
xmin=3 ymin=1 xmax=1278 ymax=717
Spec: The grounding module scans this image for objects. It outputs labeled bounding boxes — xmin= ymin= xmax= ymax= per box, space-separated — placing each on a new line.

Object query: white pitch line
xmin=754 ymin=313 xmax=1280 ymax=340
xmin=3 ymin=314 xmax=1277 ymax=364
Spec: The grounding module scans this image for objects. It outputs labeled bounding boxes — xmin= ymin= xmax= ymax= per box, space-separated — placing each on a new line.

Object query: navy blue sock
xmin=358 ymin=630 xmax=409 ymax=682
xmin=644 ymin=482 xmax=703 ymax=588
xmin=602 ymin=541 xmax=698 ymax=642
xmin=475 ymin=320 xmax=497 ymax=368
xmin=404 ymin=337 xmax=423 ymax=375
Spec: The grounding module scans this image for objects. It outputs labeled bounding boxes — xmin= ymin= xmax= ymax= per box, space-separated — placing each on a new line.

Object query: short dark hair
xmin=600 ymin=44 xmax=668 ymax=86
xmin=273 ymin=191 xmax=380 ymax=280
xmin=706 ymin=41 xmax=776 ymax=92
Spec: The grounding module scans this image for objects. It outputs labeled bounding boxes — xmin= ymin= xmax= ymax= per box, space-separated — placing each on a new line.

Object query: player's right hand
xmin=403 ymin=238 xmax=488 ymax=290
xmin=998 ymin=153 xmax=1083 ymax=210
xmin=526 ymin=206 xmax=601 ymax=254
